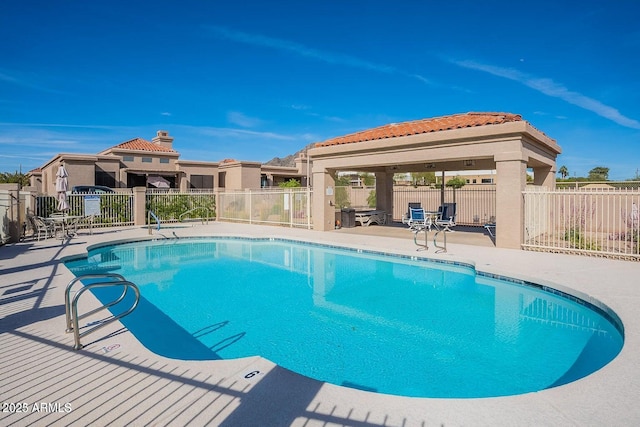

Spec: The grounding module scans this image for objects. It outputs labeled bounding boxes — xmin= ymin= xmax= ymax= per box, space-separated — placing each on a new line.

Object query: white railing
xmin=146 ymin=191 xmax=216 ymax=223
xmin=523 ymin=187 xmax=640 ymax=260
xmin=217 ymin=188 xmax=312 ymax=229
xmin=36 ymin=192 xmax=135 ymax=228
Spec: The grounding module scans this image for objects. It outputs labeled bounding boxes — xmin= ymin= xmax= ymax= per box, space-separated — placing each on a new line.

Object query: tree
xmin=367 ymin=190 xmax=376 ymax=208
xmin=446 ymin=176 xmax=466 ymax=204
xmin=411 ymin=172 xmax=436 ymax=186
xmin=588 ymin=166 xmax=609 ymax=181
xmin=445 ymin=176 xmax=466 ymax=189
xmin=334 ymin=175 xmax=351 ymax=208
xmin=558 ymin=165 xmax=569 ymax=179
xmin=359 ymin=173 xmax=375 ymax=186
xmin=0 ymin=171 xmax=29 ymax=187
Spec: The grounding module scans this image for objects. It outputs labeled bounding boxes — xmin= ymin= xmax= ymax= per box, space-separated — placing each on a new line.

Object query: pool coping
xmin=2 ymin=222 xmax=640 ymax=426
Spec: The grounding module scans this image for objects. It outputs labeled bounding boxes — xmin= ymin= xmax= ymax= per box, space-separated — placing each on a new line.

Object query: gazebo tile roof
xmin=315 ymin=112 xmax=524 ymax=147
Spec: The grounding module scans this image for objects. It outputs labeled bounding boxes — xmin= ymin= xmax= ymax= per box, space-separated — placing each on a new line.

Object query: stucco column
xmin=312 ymin=168 xmax=336 ymax=231
xmin=533 ymin=165 xmax=556 ymax=188
xmin=495 ymin=159 xmax=527 ymax=249
xmin=375 ymin=172 xmax=394 ymax=222
xmin=119 ymin=169 xmax=127 ymax=188
xmin=133 ymin=186 xmax=147 ymax=226
xmin=179 ymin=173 xmax=187 ymax=192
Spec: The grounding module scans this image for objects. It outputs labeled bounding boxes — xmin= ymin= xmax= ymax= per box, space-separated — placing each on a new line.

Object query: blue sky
xmin=1 ymin=0 xmax=639 ymax=180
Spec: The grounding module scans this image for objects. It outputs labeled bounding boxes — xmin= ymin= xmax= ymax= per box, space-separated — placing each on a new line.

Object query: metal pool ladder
xmin=64 ymin=273 xmax=140 ymax=350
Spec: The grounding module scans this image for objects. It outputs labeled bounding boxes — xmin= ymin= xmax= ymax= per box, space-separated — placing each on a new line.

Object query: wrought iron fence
xmin=217 ymin=188 xmax=312 ymax=228
xmin=341 ymin=185 xmax=497 ymax=226
xmin=146 ymin=190 xmax=216 ymax=223
xmin=35 ymin=192 xmax=135 ymax=228
xmin=523 ymin=187 xmax=640 ymax=260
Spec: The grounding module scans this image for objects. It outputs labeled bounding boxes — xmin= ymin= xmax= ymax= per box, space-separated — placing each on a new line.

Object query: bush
xmin=563 ymin=228 xmax=600 ymax=251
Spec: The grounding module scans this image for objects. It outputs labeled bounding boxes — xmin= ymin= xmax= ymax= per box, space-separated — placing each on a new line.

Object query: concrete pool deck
xmin=1 ymin=222 xmax=639 ymax=426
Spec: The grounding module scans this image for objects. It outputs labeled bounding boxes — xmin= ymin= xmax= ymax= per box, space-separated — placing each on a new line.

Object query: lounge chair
xmin=434 ymin=203 xmax=456 ymax=231
xmin=355 ymin=209 xmax=386 ymax=226
xmin=484 ymin=222 xmax=496 ymax=238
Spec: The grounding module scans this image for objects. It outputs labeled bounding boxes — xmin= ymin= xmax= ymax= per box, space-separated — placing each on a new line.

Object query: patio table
xmin=48 ymin=215 xmax=83 ymax=238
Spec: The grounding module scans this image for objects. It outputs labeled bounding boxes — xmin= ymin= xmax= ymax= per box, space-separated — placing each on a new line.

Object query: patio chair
xmin=65 ymin=216 xmax=82 ymax=237
xmin=27 ymin=215 xmax=57 ymax=241
xmin=406 ymin=207 xmax=432 ymax=231
xmin=80 ymin=214 xmax=95 ymax=235
xmin=435 ymin=203 xmax=456 ymax=232
xmin=402 ymin=202 xmax=422 ymax=225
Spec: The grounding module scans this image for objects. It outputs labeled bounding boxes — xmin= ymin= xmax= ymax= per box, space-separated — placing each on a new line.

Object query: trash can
xmin=341 ymin=208 xmax=356 ymax=228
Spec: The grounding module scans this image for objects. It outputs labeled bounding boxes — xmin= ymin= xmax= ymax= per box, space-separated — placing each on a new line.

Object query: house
xmin=29 ymin=130 xmax=307 ymax=194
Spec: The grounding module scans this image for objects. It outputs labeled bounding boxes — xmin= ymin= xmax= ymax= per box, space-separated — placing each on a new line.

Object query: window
xmin=190 ymin=174 xmax=214 ymax=189
xmin=122 ymin=156 xmax=134 ymax=162
xmin=142 ymin=157 xmax=152 ymax=163
xmin=95 ymin=170 xmax=116 ymax=187
xmin=481 ymin=178 xmax=494 ymax=184
xmin=159 ymin=158 xmax=169 ymax=164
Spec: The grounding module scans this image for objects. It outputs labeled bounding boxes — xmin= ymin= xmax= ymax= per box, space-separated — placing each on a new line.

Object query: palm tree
xmin=558 ymin=165 xmax=569 ymax=179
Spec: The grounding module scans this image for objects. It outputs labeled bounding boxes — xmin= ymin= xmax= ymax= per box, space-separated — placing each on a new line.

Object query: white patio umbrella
xmin=147 ymin=175 xmax=170 ymax=188
xmin=56 ymin=164 xmax=70 ymax=211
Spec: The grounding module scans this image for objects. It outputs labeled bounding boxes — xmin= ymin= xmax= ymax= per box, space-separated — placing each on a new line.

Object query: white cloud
xmin=290 ymin=104 xmax=310 ymax=111
xmin=0 ymin=68 xmax=66 ymax=94
xmin=206 ymin=26 xmax=396 ymax=74
xmin=226 ymin=111 xmax=264 ymax=128
xmin=205 ymin=25 xmax=433 ymax=86
xmin=182 ymin=125 xmax=295 ymax=141
xmin=453 ymin=60 xmax=640 ymax=129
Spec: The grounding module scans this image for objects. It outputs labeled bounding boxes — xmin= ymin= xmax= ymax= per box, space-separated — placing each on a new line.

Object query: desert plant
xmin=367 ymin=190 xmax=376 ymax=208
xmin=563 ymin=227 xmax=600 ymax=251
xmin=279 ymin=178 xmax=301 ymax=188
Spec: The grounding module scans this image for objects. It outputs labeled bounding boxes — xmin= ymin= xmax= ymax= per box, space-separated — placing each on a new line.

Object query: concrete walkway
xmin=1 ymin=222 xmax=639 ymax=426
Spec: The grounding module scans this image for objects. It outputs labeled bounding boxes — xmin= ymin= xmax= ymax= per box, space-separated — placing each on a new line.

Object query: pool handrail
xmin=64 ymin=273 xmax=127 ymax=332
xmin=148 ymin=210 xmax=160 ymax=234
xmin=178 ymin=206 xmax=213 ymax=224
xmin=65 ymin=273 xmax=140 ymax=350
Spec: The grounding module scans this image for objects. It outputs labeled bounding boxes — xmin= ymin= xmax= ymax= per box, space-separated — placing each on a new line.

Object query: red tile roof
xmin=315 ymin=112 xmax=524 ymax=147
xmin=112 ymin=137 xmax=177 ymax=153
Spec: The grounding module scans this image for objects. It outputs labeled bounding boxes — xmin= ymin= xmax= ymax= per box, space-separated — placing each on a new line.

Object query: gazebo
xmin=308 ymin=112 xmax=562 ymax=249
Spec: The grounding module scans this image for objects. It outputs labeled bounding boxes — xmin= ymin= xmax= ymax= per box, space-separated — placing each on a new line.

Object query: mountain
xmin=265 ymin=142 xmax=316 ymax=167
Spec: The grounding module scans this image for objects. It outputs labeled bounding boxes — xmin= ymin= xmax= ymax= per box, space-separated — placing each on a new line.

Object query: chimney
xmin=152 ymin=130 xmax=174 ymax=150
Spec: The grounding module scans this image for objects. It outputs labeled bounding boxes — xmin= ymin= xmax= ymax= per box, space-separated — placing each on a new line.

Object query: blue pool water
xmin=65 ymin=237 xmax=624 ymax=398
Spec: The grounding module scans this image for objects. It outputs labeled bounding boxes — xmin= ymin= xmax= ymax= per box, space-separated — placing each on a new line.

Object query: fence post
xmin=307 ymin=187 xmax=312 ymax=229
xmin=248 ymin=189 xmax=252 ymax=224
xmin=133 ymin=187 xmax=147 ymax=226
xmin=0 ymin=184 xmax=20 ymax=243
xmin=288 ymin=189 xmax=293 ymax=228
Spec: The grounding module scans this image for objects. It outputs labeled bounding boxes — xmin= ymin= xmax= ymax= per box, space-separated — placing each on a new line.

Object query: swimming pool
xmin=65 ymin=237 xmax=624 ymax=398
